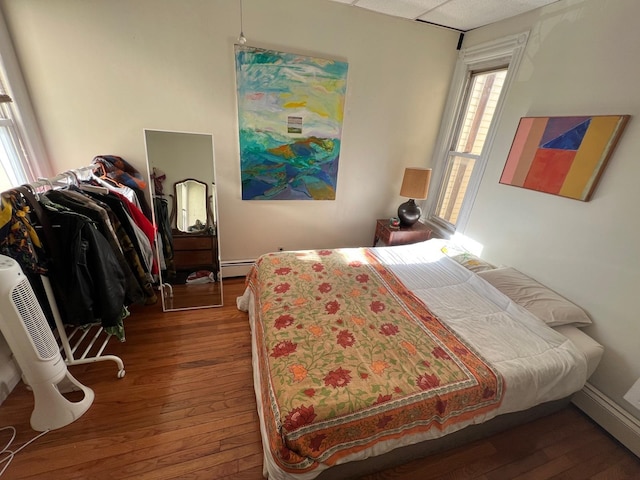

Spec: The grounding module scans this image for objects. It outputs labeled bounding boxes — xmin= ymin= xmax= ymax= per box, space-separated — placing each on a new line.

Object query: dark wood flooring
xmin=0 ymin=278 xmax=638 ymax=479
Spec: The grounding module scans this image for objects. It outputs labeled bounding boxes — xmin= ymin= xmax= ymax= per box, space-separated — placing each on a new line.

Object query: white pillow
xmin=450 ymin=252 xmax=496 ymax=273
xmin=477 ymin=267 xmax=592 ymax=328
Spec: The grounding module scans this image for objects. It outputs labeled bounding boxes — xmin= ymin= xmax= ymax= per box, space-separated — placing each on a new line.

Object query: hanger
xmin=65 ymin=170 xmax=80 ymax=186
xmin=94 ymin=161 xmax=131 ymax=189
xmin=23 ymin=182 xmax=40 ymax=201
xmin=92 ymin=162 xmax=107 ymax=178
xmin=37 ymin=177 xmax=55 ymax=192
xmin=61 ymin=168 xmax=109 ymax=195
xmin=78 ymin=183 xmax=110 ymax=195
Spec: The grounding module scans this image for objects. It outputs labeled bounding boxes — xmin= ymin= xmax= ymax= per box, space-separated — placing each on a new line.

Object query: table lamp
xmin=397 ymin=167 xmax=431 ymax=227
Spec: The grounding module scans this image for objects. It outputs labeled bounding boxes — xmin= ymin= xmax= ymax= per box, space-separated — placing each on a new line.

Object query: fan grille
xmin=11 ymin=277 xmax=58 ymax=360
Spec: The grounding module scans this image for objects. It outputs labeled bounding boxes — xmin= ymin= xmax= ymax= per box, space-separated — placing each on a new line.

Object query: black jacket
xmin=45 ymin=209 xmax=126 ymax=328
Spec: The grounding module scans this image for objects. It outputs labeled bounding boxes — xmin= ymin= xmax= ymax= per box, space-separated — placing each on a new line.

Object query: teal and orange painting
xmin=234 ymin=46 xmax=348 ymax=200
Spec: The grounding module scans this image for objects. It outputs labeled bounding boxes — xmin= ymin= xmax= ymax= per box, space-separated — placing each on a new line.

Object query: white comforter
xmin=373 ymin=240 xmax=588 ymax=414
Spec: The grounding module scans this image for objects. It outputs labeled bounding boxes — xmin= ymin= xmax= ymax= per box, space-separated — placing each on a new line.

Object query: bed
xmin=237 ymin=239 xmax=603 ymax=480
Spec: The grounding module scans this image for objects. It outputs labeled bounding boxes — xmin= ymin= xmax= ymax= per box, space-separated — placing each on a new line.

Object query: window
xmin=435 ymin=68 xmax=507 ymax=226
xmin=0 ymin=91 xmax=31 ymax=191
xmin=0 ymin=11 xmax=50 ymax=192
xmin=426 ymin=32 xmax=529 ymax=234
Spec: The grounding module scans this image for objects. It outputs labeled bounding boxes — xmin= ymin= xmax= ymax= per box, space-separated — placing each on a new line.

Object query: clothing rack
xmin=43 ymin=273 xmax=125 ymax=378
xmin=8 ymin=165 xmax=126 ymax=378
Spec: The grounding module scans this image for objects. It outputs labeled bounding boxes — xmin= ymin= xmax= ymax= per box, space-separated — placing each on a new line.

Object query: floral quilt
xmin=246 ymin=248 xmax=504 ymax=474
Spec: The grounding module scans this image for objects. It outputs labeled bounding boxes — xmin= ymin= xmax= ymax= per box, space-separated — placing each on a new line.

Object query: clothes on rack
xmin=87 ymin=191 xmax=157 ymax=297
xmin=45 ymin=189 xmax=147 ymax=306
xmin=0 ymin=192 xmax=48 ymax=275
xmin=77 ymin=156 xmax=158 ymax=298
xmin=151 ymin=167 xmax=166 ymax=196
xmin=0 ymin=160 xmax=159 ymax=342
xmin=150 ymin=166 xmax=174 ymax=279
xmin=0 ymin=192 xmax=57 ymax=329
xmin=93 ymin=155 xmax=152 ymax=220
xmin=154 ymin=196 xmax=175 ymax=280
xmin=39 ymin=201 xmax=127 ymax=328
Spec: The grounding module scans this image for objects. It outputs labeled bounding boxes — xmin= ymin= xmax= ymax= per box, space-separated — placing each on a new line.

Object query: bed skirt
xmin=313 ymin=396 xmax=571 ymax=479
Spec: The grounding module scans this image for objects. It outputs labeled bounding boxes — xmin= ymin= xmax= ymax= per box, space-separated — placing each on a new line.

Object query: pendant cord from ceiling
xmin=238 ymin=0 xmax=247 ymax=45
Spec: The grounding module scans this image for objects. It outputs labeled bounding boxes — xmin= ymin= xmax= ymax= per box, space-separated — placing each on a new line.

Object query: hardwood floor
xmin=1 ymin=278 xmax=638 ymax=479
xmin=163 ymin=281 xmax=223 ymax=310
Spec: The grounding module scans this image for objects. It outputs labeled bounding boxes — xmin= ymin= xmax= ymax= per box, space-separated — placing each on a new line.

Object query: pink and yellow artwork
xmin=500 ymin=115 xmax=630 ymax=201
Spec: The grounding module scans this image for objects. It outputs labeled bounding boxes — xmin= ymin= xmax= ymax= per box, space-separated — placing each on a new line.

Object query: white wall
xmin=0 ymin=0 xmax=459 ymax=261
xmin=463 ymin=0 xmax=640 ymax=421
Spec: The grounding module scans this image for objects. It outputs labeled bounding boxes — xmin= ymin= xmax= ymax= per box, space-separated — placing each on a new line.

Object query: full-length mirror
xmin=144 ymin=130 xmax=222 ymax=310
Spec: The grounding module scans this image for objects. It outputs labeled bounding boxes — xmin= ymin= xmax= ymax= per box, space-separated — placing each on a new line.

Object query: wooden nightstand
xmin=373 ymin=219 xmax=433 ymax=247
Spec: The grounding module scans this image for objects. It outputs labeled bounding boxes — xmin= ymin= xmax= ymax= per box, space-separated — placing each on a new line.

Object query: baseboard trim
xmin=572 ymin=382 xmax=640 ymax=456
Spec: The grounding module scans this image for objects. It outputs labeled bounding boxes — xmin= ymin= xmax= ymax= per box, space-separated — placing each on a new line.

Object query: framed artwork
xmin=234 ymin=46 xmax=348 ymax=200
xmin=500 ymin=115 xmax=630 ymax=201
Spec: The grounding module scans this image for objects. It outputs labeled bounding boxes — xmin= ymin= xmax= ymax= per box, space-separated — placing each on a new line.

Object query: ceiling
xmin=327 ymin=0 xmax=559 ymax=32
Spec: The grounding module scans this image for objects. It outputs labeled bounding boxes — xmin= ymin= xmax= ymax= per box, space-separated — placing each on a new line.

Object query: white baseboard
xmin=572 ymin=382 xmax=640 ymax=457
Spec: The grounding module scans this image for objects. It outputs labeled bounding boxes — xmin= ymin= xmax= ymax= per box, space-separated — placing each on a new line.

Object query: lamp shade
xmin=399 ymin=168 xmax=431 ymax=199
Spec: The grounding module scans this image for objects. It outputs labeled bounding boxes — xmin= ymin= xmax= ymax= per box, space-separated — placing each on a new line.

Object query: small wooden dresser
xmin=172 ymin=231 xmax=219 ymax=280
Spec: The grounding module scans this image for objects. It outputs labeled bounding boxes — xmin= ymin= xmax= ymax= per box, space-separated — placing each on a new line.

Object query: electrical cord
xmin=0 ymin=426 xmax=49 ymax=477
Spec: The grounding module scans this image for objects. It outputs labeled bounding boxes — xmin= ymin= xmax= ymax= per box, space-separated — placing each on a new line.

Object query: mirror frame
xmin=143 ymin=129 xmax=223 ymax=311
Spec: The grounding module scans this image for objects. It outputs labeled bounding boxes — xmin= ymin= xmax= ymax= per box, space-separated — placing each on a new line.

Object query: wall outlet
xmin=623 ymin=378 xmax=640 ymax=410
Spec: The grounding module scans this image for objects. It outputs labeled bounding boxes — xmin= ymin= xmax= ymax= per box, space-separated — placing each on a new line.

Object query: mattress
xmin=552 ymin=324 xmax=603 ymax=378
xmin=237 ymin=240 xmax=602 ymax=479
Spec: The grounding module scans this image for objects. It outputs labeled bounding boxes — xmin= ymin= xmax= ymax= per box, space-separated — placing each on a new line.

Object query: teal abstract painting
xmin=235 ymin=46 xmax=348 ymax=200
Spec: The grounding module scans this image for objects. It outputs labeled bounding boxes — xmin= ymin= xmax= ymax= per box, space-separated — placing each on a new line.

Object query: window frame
xmin=0 ymin=9 xmax=51 ymax=187
xmin=424 ymin=32 xmax=529 ymax=236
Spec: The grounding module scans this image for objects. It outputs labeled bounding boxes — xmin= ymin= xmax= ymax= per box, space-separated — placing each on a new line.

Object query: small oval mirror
xmin=175 ymin=179 xmax=208 ymax=233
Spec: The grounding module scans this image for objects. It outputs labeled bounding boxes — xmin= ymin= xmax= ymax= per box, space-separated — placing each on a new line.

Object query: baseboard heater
xmin=221 ymin=259 xmax=256 ymax=278
xmin=221 ymin=259 xmax=256 ymax=268
xmin=572 ymin=382 xmax=640 ymax=457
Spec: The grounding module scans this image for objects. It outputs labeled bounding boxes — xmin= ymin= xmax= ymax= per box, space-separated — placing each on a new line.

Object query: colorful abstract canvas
xmin=234 ymin=46 xmax=348 ymax=200
xmin=500 ymin=115 xmax=629 ymax=201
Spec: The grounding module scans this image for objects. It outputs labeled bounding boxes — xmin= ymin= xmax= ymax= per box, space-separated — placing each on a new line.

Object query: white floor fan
xmin=0 ymin=255 xmax=94 ymax=431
